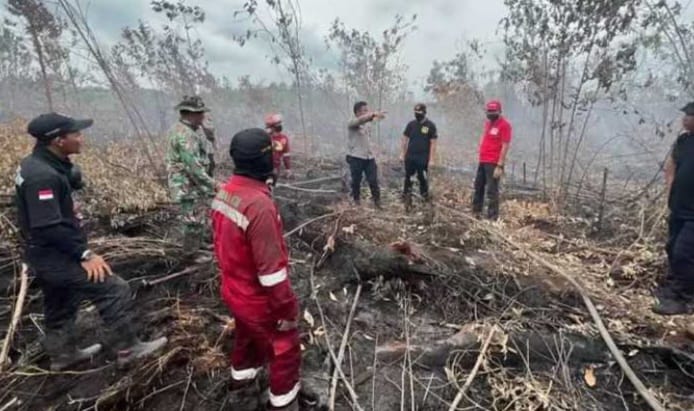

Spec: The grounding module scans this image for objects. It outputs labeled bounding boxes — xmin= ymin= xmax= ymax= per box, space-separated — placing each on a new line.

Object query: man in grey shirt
xmin=346 ymin=101 xmax=385 ymax=208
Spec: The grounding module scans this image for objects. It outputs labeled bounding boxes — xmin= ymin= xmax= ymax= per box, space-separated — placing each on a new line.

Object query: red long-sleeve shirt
xmin=212 ymin=175 xmax=298 ymax=322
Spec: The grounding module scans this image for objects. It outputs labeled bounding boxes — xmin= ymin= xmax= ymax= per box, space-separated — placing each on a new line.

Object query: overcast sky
xmin=72 ymin=0 xmax=507 ymax=88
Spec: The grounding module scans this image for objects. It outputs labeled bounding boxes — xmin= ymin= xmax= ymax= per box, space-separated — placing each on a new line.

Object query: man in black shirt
xmin=400 ymin=103 xmax=438 ymax=206
xmin=16 ymin=113 xmax=167 ymax=370
xmin=654 ymin=102 xmax=694 ymax=315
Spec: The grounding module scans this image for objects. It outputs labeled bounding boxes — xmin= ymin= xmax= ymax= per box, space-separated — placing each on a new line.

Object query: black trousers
xmin=659 ymin=216 xmax=694 ymax=301
xmin=404 ymin=157 xmax=429 ymax=198
xmin=28 ymin=248 xmax=136 ymax=354
xmin=346 ymin=155 xmax=380 ymax=203
xmin=472 ymin=163 xmax=500 ymax=220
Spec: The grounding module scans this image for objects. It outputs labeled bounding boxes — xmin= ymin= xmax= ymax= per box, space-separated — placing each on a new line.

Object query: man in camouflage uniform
xmin=166 ymin=96 xmax=219 ymax=256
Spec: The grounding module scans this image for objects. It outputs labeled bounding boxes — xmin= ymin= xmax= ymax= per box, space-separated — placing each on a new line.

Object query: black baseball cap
xmin=681 ymin=102 xmax=694 ymax=116
xmin=414 ymin=103 xmax=427 ymax=114
xmin=27 ymin=112 xmax=94 ymax=141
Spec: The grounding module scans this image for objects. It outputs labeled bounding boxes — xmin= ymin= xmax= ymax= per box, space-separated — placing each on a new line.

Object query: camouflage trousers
xmin=176 ymin=198 xmax=212 ymax=254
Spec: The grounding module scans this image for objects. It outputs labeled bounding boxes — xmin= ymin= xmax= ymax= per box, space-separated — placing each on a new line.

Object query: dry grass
xmin=0 ymin=120 xmax=168 ymax=216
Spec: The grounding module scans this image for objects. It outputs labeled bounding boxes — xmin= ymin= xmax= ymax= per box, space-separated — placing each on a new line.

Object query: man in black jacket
xmin=16 ymin=113 xmax=167 ymax=370
xmin=654 ymin=102 xmax=694 ymax=315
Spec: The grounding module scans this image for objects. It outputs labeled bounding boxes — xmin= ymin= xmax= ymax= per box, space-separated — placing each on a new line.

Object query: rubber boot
xmin=652 ymin=297 xmax=692 ymax=316
xmin=298 ymin=388 xmax=320 ymax=409
xmin=228 ymin=376 xmax=261 ymax=409
xmin=266 ymin=388 xmax=319 ymax=411
xmin=106 ymin=322 xmax=168 ymax=368
xmin=266 ymin=399 xmax=299 ymax=411
xmin=403 ymin=193 xmax=413 ymax=212
xmin=50 ymin=344 xmax=102 ymax=371
xmin=116 ymin=336 xmax=168 ymax=368
xmin=44 ymin=328 xmax=102 ymax=371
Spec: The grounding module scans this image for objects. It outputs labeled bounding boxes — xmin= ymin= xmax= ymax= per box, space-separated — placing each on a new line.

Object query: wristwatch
xmin=81 ymin=249 xmax=95 ymax=261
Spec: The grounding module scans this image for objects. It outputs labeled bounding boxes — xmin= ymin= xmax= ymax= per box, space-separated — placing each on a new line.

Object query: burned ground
xmin=1 ymin=148 xmax=694 ymax=410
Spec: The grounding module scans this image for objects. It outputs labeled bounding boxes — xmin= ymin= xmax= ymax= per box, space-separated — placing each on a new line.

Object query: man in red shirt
xmin=212 ymin=128 xmax=316 ymax=411
xmin=265 ymin=113 xmax=292 ymax=180
xmin=472 ymin=100 xmax=512 ymax=220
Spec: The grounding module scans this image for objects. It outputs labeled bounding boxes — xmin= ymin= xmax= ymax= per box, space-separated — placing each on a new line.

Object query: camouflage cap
xmin=175 ymin=95 xmax=210 ymax=113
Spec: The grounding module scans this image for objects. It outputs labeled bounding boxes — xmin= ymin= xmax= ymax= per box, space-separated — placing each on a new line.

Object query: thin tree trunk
xmin=548 ymin=80 xmax=560 ymax=190
xmin=377 ymin=82 xmax=383 ymax=148
xmin=565 ymin=102 xmax=594 ymax=191
xmin=553 ymin=59 xmax=567 ymax=199
xmin=534 ymin=49 xmax=550 ymax=188
xmin=66 ymin=65 xmax=83 ymax=112
xmin=559 ymin=38 xmax=595 ymax=199
xmin=58 ymin=0 xmax=157 ymax=169
xmin=30 ymin=32 xmax=53 ymax=111
xmin=294 ymin=68 xmax=308 ymax=155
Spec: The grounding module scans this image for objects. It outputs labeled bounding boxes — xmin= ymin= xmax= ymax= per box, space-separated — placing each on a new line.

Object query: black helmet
xmin=229 ymin=128 xmax=274 ymax=182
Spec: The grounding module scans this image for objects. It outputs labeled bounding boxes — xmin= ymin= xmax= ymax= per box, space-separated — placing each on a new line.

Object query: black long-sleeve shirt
xmin=15 ymin=146 xmax=87 ymax=262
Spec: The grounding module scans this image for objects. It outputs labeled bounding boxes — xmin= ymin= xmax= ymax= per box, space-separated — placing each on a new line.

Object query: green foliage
xmin=326 ymin=14 xmax=416 ymax=104
xmin=113 ymin=0 xmax=215 ymax=96
xmin=502 ymin=0 xmax=645 ymax=103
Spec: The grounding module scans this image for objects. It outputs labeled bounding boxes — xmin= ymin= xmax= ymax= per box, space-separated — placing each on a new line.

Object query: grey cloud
xmin=5 ymin=0 xmax=509 ymax=86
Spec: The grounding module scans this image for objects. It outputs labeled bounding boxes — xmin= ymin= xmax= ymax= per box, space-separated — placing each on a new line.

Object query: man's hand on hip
xmin=82 ymin=254 xmax=113 ymax=283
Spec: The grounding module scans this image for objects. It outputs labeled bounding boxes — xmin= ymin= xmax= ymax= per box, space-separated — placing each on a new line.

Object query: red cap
xmin=264 ymin=113 xmax=282 ymax=127
xmin=485 ymin=100 xmax=502 ymax=113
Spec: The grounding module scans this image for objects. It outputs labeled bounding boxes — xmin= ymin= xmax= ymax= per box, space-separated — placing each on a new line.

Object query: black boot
xmin=403 ymin=193 xmax=413 ymax=211
xmin=116 ymin=337 xmax=168 ymax=368
xmin=182 ymin=232 xmax=210 ymax=263
xmin=228 ymin=375 xmax=261 ymax=408
xmin=106 ymin=323 xmax=168 ymax=368
xmin=298 ymin=388 xmax=319 ymax=408
xmin=44 ymin=328 xmax=102 ymax=371
xmin=652 ymin=297 xmax=692 ymax=316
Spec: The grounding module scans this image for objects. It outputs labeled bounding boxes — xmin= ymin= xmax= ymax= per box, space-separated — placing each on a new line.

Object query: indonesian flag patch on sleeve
xmin=38 ymin=189 xmax=54 ymax=201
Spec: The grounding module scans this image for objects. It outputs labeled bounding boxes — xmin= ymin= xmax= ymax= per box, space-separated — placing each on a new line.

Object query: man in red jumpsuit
xmin=212 ymin=128 xmax=316 ymax=410
xmin=265 ymin=113 xmax=292 ymax=180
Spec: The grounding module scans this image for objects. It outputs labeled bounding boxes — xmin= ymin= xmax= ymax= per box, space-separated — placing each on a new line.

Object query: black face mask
xmin=69 ymin=164 xmax=84 ymax=190
xmin=487 ymin=114 xmax=500 ymax=122
xmin=415 ymin=113 xmax=425 ymax=122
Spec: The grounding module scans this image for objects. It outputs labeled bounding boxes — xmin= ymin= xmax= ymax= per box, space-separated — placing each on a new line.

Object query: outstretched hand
xmin=372 ymin=111 xmax=387 ymax=120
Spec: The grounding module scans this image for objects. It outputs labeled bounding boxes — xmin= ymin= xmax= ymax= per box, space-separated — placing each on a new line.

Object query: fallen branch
xmin=0 ymin=264 xmax=29 ymax=371
xmin=290 ymin=175 xmax=342 ymax=186
xmin=141 ymin=266 xmax=199 ymax=287
xmin=329 ymin=284 xmax=362 ymax=409
xmin=309 ymin=264 xmax=364 ymax=411
xmin=438 ymin=205 xmax=667 ymax=411
xmin=276 ymin=184 xmax=338 ymax=194
xmin=448 ymin=329 xmax=494 ymax=411
xmin=0 ymin=397 xmax=19 ymax=411
xmin=284 ymin=212 xmax=340 ymax=239
xmin=317 ymin=213 xmax=343 ymax=269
